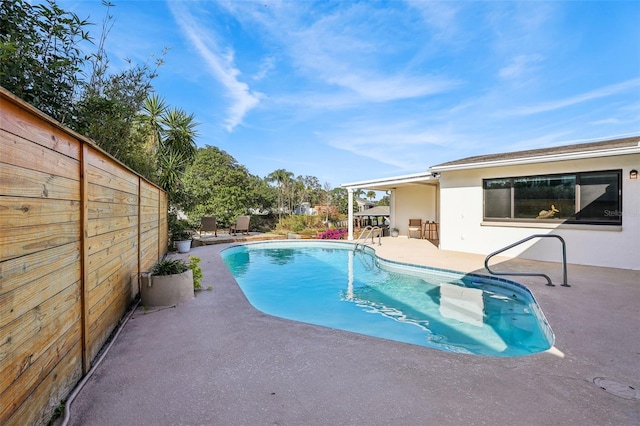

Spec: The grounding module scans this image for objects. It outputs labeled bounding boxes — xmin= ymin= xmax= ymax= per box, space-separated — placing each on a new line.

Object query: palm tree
xmin=323 ymin=182 xmax=332 ymax=222
xmin=266 ymin=169 xmax=294 ymax=219
xmin=367 ymin=191 xmax=376 ymax=201
xmin=292 ymin=178 xmax=305 ymax=212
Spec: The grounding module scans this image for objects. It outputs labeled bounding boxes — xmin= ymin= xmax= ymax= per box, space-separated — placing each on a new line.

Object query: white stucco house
xmin=294 ymin=202 xmax=315 ymax=215
xmin=342 ymin=136 xmax=640 ymax=270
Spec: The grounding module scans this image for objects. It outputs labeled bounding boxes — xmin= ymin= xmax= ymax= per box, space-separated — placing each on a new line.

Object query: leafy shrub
xmin=249 ymin=213 xmax=278 ymax=232
xmin=188 ymin=256 xmax=203 ymax=290
xmin=150 ymin=258 xmax=188 ymax=275
xmin=275 ymin=215 xmax=324 ymax=233
xmin=169 ymin=214 xmax=194 ymax=241
xmin=150 ymin=256 xmax=203 ymax=290
xmin=317 ymin=228 xmax=348 ymax=239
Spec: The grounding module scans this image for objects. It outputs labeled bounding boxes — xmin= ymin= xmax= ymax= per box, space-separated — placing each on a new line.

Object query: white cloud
xmin=220 ymin=1 xmax=461 ymax=106
xmin=253 ymin=56 xmax=276 ymax=81
xmin=168 ymin=2 xmax=262 ymax=132
xmin=509 ymin=78 xmax=640 ymax=116
xmin=590 ymin=118 xmax=623 ymax=126
xmin=323 ymin=120 xmax=459 ymax=172
xmin=406 ymin=1 xmax=461 ymax=42
xmin=499 ymin=54 xmax=544 ymax=79
xmin=324 ymin=73 xmax=462 ymax=103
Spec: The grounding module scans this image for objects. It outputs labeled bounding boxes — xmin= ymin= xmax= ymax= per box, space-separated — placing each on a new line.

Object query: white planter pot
xmin=141 ymin=269 xmax=194 ymax=307
xmin=175 ymin=239 xmax=191 ymax=253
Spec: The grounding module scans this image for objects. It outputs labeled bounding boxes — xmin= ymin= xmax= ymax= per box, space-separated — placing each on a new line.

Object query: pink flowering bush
xmin=317 ymin=228 xmax=348 ymax=240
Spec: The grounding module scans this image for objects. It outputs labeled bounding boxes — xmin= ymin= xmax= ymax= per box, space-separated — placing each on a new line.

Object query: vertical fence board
xmin=0 ymin=88 xmax=167 ymax=425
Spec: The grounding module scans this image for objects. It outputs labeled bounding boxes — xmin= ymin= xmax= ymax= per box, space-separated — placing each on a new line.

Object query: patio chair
xmin=230 ymin=215 xmax=251 ymax=236
xmin=408 ymin=218 xmax=423 ymax=239
xmin=199 ymin=216 xmax=217 ymax=237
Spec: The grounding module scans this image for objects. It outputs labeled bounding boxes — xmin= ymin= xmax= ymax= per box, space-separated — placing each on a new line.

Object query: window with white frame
xmin=483 ymin=170 xmax=622 ymax=225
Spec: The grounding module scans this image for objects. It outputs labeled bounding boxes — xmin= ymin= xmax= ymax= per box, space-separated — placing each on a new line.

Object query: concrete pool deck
xmin=67 ymin=237 xmax=639 ymax=425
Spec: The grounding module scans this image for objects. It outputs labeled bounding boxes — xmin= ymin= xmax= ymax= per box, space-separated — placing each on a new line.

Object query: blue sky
xmin=59 ymin=0 xmax=639 ymax=188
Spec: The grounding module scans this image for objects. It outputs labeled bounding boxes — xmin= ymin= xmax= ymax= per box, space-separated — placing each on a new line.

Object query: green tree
xmin=353 ymin=189 xmax=365 ymax=199
xmin=297 ymin=175 xmax=322 ymax=207
xmin=183 ymin=146 xmax=273 ymax=225
xmin=74 ymin=1 xmax=163 ymax=178
xmin=323 ymin=182 xmax=333 ymax=222
xmin=366 ymin=190 xmax=376 ymax=201
xmin=1 ymin=0 xmax=176 ymax=181
xmin=330 ymin=187 xmax=350 ymax=215
xmin=0 ymin=0 xmax=90 ymax=123
xmin=292 ymin=177 xmax=305 ymax=208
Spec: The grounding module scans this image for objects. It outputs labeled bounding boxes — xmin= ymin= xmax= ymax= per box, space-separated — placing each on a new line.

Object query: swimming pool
xmin=221 ymin=241 xmax=554 ymax=357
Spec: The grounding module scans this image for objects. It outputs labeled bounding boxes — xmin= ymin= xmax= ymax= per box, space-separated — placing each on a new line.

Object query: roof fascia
xmin=341 ymin=172 xmax=437 ymax=190
xmin=429 ymin=146 xmax=640 ymax=173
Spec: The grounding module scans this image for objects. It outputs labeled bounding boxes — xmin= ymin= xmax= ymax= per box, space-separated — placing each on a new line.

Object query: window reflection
xmin=483 ymin=170 xmax=621 ymax=225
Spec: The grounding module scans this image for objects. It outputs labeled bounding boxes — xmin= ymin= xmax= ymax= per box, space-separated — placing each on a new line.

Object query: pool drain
xmin=593 ymin=377 xmax=639 ymax=400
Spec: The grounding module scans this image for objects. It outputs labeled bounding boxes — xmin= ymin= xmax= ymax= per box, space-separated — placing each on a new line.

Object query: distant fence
xmin=0 ymin=88 xmax=168 ymax=425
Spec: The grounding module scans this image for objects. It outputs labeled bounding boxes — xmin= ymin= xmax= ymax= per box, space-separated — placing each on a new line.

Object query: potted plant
xmin=169 ymin=218 xmax=193 ymax=253
xmin=141 ymin=256 xmax=202 ymax=307
xmin=390 ymin=228 xmax=399 ymax=237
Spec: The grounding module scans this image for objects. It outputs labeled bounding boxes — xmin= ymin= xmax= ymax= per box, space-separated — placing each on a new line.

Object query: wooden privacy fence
xmin=0 ymin=88 xmax=168 ymax=425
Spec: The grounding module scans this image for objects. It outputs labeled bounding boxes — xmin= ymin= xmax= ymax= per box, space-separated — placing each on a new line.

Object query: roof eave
xmin=341 ymin=171 xmax=437 ymax=190
xmin=429 ymin=146 xmax=640 ymax=173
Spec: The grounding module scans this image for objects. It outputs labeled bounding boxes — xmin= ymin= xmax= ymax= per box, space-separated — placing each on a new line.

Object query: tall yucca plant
xmin=157 ymin=108 xmax=199 ymax=208
xmin=158 ymin=150 xmax=189 ymax=207
xmin=160 ymin=108 xmax=199 ymax=159
xmin=135 ymin=95 xmax=200 ymax=208
xmin=139 ymin=94 xmax=167 ymax=155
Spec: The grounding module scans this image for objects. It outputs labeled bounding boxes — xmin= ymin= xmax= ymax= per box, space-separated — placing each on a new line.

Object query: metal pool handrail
xmin=354 ymin=226 xmax=382 ymax=251
xmin=484 ymin=234 xmax=570 ymax=287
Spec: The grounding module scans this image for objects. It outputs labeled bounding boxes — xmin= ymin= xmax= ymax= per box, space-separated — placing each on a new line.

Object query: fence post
xmin=80 ymin=143 xmax=90 ymax=374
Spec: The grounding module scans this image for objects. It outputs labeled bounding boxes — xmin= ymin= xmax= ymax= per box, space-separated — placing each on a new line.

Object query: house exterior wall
xmin=392 ymin=185 xmax=438 ymax=236
xmin=315 ymin=205 xmax=339 ymax=217
xmin=438 ymin=154 xmax=640 ymax=270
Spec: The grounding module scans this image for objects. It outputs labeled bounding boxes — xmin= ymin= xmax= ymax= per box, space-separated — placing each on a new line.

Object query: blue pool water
xmin=221 ymin=241 xmax=553 ymax=357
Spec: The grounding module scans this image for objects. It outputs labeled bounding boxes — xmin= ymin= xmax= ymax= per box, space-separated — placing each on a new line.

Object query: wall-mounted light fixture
xmin=630 ymin=169 xmax=638 ymax=179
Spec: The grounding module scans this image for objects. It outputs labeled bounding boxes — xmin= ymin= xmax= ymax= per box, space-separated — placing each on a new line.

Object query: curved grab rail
xmin=484 ymin=234 xmax=570 ymax=287
xmin=355 ymin=248 xmax=377 ymax=270
xmin=354 ymin=226 xmax=382 ymax=251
